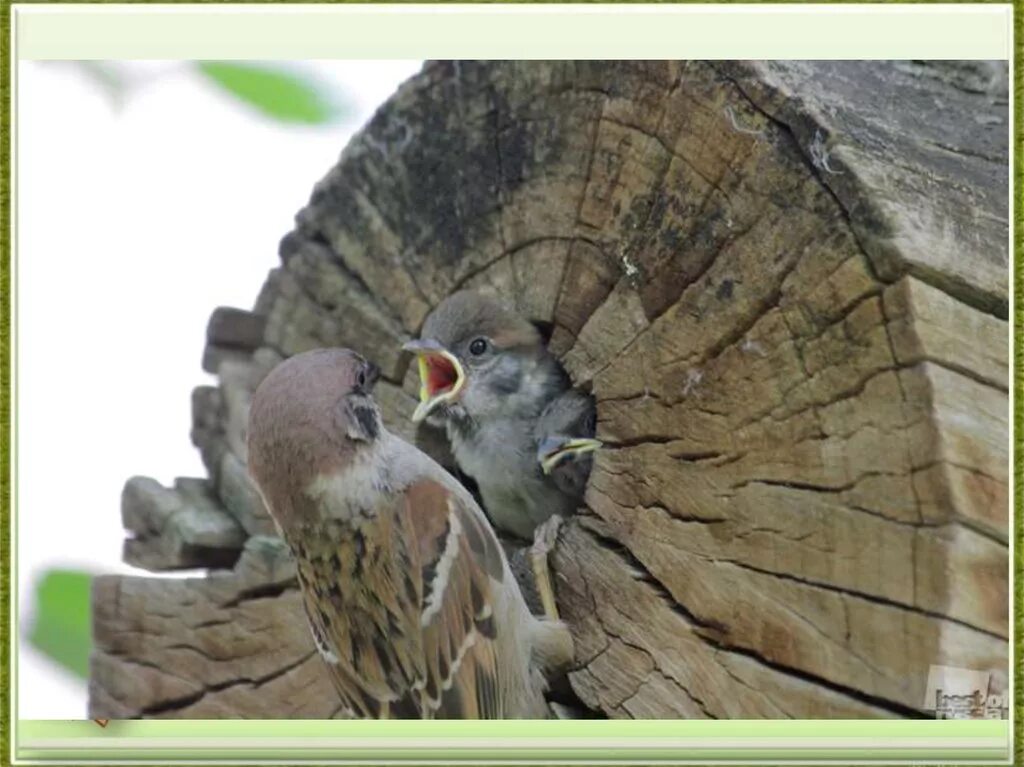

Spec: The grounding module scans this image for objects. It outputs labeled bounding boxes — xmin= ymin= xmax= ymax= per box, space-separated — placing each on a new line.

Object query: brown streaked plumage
xmin=247 ymin=348 xmax=572 ymax=719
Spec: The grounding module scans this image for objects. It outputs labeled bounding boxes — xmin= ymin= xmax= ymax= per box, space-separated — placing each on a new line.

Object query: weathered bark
xmin=90 ymin=60 xmax=1008 ymax=719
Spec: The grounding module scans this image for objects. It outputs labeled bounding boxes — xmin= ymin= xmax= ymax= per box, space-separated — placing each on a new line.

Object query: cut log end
xmin=89 ymin=60 xmax=1008 ymax=719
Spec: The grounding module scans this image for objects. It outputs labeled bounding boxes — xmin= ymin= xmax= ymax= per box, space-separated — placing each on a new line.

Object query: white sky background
xmin=16 ymin=59 xmax=423 ymax=719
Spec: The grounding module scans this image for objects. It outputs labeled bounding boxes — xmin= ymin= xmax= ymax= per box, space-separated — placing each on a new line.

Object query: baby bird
xmin=247 ymin=348 xmax=572 ymax=719
xmin=403 ymin=291 xmax=600 ymax=542
xmin=404 ymin=292 xmax=601 ymax=622
xmin=535 ymin=388 xmax=602 ymax=500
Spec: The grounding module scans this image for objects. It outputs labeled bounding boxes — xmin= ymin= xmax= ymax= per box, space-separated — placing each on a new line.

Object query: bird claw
xmin=530 ymin=515 xmax=565 ymax=621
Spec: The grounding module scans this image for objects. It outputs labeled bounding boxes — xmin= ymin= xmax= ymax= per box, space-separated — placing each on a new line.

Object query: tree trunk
xmin=89 ymin=60 xmax=1009 ymax=719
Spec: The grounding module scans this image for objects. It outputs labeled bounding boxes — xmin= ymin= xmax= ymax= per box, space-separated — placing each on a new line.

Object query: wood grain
xmin=90 ymin=60 xmax=1008 ymax=719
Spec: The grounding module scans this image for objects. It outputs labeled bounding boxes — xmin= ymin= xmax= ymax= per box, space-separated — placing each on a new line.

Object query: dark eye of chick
xmin=356 ymin=370 xmax=366 ymax=388
xmin=468 ymin=338 xmax=489 ymax=356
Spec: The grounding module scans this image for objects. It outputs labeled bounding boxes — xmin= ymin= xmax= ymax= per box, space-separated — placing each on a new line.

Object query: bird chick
xmin=247 ymin=348 xmax=572 ymax=719
xmin=535 ymin=388 xmax=602 ymax=499
xmin=403 ymin=291 xmax=600 ymax=542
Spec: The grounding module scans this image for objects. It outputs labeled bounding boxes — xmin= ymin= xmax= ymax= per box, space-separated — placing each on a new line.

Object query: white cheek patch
xmin=306 ymin=438 xmax=393 ymax=519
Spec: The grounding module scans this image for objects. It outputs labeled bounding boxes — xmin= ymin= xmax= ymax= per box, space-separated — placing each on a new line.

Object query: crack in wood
xmin=220 ymin=581 xmax=297 ymax=609
xmin=718 ymin=557 xmax=1007 ymax=641
xmin=137 ymin=650 xmax=319 ymax=718
xmin=572 ymin=523 xmax=931 ymax=718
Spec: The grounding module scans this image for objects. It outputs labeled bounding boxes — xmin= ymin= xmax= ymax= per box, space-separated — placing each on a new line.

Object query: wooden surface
xmin=90 ymin=60 xmax=1008 ymax=719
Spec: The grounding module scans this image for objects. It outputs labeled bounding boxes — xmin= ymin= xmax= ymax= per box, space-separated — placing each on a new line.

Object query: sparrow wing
xmin=405 ymin=479 xmax=508 ymax=718
xmin=295 ymin=475 xmax=510 ymax=719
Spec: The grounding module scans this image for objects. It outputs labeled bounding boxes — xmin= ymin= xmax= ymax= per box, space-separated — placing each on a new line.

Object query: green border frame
xmin=9 ymin=720 xmax=1016 ymax=762
xmin=3 ymin=0 xmax=13 ymax=765
xmin=0 ymin=2 xmax=1018 ymax=765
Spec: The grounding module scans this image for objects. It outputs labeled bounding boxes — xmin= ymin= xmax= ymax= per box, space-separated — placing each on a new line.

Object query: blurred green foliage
xmin=195 ymin=62 xmax=345 ymax=125
xmin=28 ymin=569 xmax=93 ymax=679
xmin=64 ymin=60 xmax=348 ymax=126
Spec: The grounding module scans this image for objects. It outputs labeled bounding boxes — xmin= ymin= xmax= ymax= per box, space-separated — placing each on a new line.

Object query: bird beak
xmin=403 ymin=339 xmax=467 ymax=423
xmin=537 ymin=436 xmax=603 ymax=475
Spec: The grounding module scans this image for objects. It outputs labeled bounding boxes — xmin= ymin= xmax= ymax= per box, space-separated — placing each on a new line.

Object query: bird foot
xmin=529 ymin=515 xmax=565 ymax=621
xmin=531 ymin=515 xmax=564 ymax=559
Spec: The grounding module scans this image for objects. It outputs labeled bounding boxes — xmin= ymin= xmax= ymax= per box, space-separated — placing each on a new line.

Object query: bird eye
xmin=468 ymin=337 xmax=489 ymax=356
xmin=354 ymin=360 xmax=379 ymax=392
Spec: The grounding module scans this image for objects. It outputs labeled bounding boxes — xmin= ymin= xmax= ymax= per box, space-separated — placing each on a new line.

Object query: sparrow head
xmin=404 ymin=291 xmax=565 ymax=425
xmin=535 ymin=390 xmax=601 ymax=475
xmin=537 ymin=435 xmax=603 ymax=476
xmin=247 ymin=348 xmax=382 ymax=526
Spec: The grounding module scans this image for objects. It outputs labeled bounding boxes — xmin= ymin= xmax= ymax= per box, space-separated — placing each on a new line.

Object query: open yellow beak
xmin=403 ymin=340 xmax=466 ymax=423
xmin=538 ymin=437 xmax=603 ymax=475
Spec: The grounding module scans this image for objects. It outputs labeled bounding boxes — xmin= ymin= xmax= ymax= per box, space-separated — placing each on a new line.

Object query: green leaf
xmin=195 ymin=62 xmax=344 ymax=125
xmin=28 ymin=569 xmax=93 ymax=679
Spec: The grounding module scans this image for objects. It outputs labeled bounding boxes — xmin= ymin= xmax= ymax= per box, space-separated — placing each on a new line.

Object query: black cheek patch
xmin=352 ymin=404 xmax=379 ymax=440
xmin=343 ymin=397 xmax=380 ymax=442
